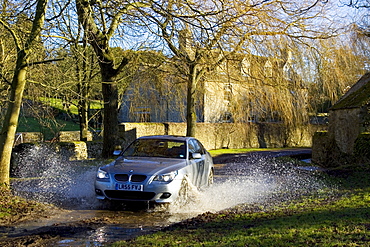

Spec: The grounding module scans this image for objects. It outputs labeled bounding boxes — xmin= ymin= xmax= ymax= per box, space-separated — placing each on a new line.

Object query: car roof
xmin=137 ymin=135 xmax=192 ymax=142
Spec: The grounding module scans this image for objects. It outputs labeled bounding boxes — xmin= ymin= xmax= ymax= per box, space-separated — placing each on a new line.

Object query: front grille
xmin=115 ymin=174 xmax=129 ymax=181
xmin=104 ymin=190 xmax=155 ymax=201
xmin=114 ymin=174 xmax=147 ymax=182
xmin=131 ymin=175 xmax=147 ymax=182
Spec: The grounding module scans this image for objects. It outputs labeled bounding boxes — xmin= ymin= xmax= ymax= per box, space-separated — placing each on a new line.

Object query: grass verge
xmin=208 ymin=148 xmax=284 ymax=157
xmin=38 ymin=97 xmax=103 ymax=116
xmin=0 ymin=185 xmax=56 ymax=226
xmin=17 ymin=116 xmax=80 ymax=132
xmin=113 ymin=170 xmax=370 ymax=247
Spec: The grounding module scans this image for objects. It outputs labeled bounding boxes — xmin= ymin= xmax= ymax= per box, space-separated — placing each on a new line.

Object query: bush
xmin=354 ymin=133 xmax=370 ymax=165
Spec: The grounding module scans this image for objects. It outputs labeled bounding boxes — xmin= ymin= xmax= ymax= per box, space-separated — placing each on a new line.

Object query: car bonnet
xmin=106 ymin=156 xmax=188 ymax=175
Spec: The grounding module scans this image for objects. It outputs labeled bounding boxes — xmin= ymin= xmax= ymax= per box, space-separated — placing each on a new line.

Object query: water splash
xmin=165 ymin=153 xmax=330 ymax=217
xmin=11 ymin=145 xmax=99 ymax=208
xmin=9 ymin=147 xmax=332 ymax=246
xmin=12 ymin=146 xmax=330 ymax=214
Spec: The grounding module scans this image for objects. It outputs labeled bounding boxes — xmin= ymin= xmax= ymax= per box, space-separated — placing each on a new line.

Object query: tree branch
xmin=27 ymin=58 xmax=65 ymax=66
xmin=0 ymin=19 xmax=22 ymax=52
xmin=0 ymin=73 xmax=11 ymax=86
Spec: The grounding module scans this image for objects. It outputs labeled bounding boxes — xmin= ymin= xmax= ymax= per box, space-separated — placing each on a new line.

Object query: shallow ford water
xmin=8 ymin=146 xmax=327 ymax=246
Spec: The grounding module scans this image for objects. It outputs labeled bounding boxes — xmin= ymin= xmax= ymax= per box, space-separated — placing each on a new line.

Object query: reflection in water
xmin=56 ymin=226 xmax=147 ymax=246
xmin=10 ymin=146 xmax=329 ymax=246
xmin=89 ymin=226 xmax=144 ymax=244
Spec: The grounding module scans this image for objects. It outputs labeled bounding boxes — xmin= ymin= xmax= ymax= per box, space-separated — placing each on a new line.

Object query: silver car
xmin=95 ymin=135 xmax=214 ymax=204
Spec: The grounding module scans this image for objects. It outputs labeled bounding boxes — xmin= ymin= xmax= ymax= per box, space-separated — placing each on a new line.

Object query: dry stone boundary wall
xmin=15 ymin=122 xmax=326 ymax=160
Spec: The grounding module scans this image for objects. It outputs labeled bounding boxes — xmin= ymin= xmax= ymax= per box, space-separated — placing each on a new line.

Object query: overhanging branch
xmin=0 ymin=73 xmax=11 ymax=86
xmin=27 ymin=58 xmax=64 ymax=66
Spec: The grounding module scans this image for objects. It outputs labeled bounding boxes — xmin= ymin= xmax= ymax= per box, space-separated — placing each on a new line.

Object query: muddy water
xmin=8 ymin=148 xmax=325 ymax=246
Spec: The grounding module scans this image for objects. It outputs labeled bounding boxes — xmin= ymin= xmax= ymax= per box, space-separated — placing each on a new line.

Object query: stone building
xmin=312 ymin=72 xmax=370 ymax=167
xmin=118 ymin=51 xmax=302 ymax=123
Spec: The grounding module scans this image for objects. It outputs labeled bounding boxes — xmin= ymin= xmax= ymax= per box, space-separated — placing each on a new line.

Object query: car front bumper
xmin=95 ymin=177 xmax=183 ymax=203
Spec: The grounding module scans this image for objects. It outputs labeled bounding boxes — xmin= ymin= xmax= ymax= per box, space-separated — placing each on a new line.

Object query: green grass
xmin=38 ymin=97 xmax=102 ymax=116
xmin=17 ymin=116 xmax=80 ymax=132
xmin=17 ymin=116 xmax=80 ymax=140
xmin=208 ymin=148 xmax=286 ymax=157
xmin=113 ymin=171 xmax=370 ymax=247
xmin=15 ymin=97 xmax=103 ymax=139
xmin=0 ymin=185 xmax=54 ymax=226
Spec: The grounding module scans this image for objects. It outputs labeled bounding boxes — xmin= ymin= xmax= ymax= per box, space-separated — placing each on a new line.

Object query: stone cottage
xmin=312 ymin=72 xmax=370 ymax=167
xmin=118 ymin=51 xmax=302 ymax=124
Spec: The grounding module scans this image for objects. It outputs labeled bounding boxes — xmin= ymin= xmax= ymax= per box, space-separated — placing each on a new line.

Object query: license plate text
xmin=115 ymin=183 xmax=143 ymax=191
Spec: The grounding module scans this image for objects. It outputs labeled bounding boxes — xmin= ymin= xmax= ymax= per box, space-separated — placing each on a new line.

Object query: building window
xmin=133 ymin=107 xmax=151 ymax=122
xmin=220 ymin=112 xmax=233 ymax=123
xmin=224 ymin=84 xmax=232 ymax=102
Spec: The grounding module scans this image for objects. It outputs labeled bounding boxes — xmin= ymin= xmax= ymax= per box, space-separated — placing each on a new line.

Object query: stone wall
xmin=53 ymin=141 xmax=103 ymax=160
xmin=59 ymin=131 xmax=93 ymax=142
xmin=312 ymin=106 xmax=370 ymax=167
xmin=119 ymin=122 xmax=326 ymax=151
xmin=312 ymin=131 xmax=370 ymax=168
xmin=12 ymin=141 xmax=103 ymax=163
xmin=311 ymin=131 xmax=334 ymax=167
xmin=55 ymin=142 xmax=88 ymax=160
xmin=14 ymin=132 xmax=43 ymax=145
xmin=328 ymin=108 xmax=362 ymax=155
xmin=15 ymin=123 xmax=325 ymax=160
xmin=15 ymin=131 xmax=94 ymax=143
xmin=354 ymin=133 xmax=370 ymax=163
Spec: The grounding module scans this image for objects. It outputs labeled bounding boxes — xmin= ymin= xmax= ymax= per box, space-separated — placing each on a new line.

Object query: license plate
xmin=115 ymin=183 xmax=143 ymax=191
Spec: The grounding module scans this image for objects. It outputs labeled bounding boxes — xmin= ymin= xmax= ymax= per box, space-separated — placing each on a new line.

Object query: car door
xmin=188 ymin=139 xmax=206 ymax=187
xmin=194 ymin=139 xmax=212 ymax=187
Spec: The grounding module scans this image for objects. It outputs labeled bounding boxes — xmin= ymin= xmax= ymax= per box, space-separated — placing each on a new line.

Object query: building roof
xmin=330 ymin=72 xmax=370 ymax=110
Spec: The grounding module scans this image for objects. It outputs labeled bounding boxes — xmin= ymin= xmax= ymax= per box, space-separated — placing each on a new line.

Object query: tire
xmin=207 ymin=168 xmax=214 ymax=186
xmin=176 ymin=178 xmax=190 ymax=205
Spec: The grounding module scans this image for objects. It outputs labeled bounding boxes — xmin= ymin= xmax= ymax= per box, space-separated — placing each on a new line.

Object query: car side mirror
xmin=113 ymin=150 xmax=121 ymax=156
xmin=192 ymin=153 xmax=202 ymax=159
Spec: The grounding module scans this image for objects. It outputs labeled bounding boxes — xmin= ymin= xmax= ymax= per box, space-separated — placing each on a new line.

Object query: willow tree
xmin=344 ymin=0 xmax=370 ymax=37
xmin=134 ymin=0 xmax=337 ymax=136
xmin=0 ymin=0 xmax=49 ymax=185
xmin=306 ymin=38 xmax=369 ymax=112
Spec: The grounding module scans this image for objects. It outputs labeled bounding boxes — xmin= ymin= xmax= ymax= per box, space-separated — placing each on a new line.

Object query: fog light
xmin=95 ymin=189 xmax=103 ymax=195
xmin=160 ymin=192 xmax=171 ymax=199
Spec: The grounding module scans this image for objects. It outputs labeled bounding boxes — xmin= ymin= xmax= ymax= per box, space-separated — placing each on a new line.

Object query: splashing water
xmin=12 ymin=146 xmax=330 ymax=215
xmin=165 ymin=153 xmax=330 ymax=217
xmin=11 ymin=145 xmax=99 ymax=208
xmin=9 ymin=147 xmax=333 ymax=245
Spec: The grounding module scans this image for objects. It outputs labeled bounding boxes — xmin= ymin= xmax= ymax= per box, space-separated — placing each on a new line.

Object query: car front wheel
xmin=207 ymin=168 xmax=214 ymax=186
xmin=175 ymin=178 xmax=191 ymax=206
xmin=180 ymin=178 xmax=190 ymax=197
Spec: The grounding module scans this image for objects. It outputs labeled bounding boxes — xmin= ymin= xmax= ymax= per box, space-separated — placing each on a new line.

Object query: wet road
xmin=4 ymin=148 xmax=318 ymax=246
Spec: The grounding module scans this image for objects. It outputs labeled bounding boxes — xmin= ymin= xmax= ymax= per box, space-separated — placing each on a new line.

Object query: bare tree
xmin=0 ymin=0 xmax=49 ymax=185
xmin=33 ymin=0 xmax=104 ymax=141
xmin=74 ymin=0 xmax=136 ymax=157
xmin=340 ymin=1 xmax=370 ymax=37
xmin=133 ymin=0 xmax=339 ymax=136
xmin=74 ymin=38 xmax=99 ymax=141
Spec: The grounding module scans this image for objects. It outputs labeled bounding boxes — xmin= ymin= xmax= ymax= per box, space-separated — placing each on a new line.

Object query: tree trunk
xmin=0 ymin=0 xmax=48 ymax=186
xmin=102 ymin=82 xmax=119 ymax=156
xmin=77 ymin=40 xmax=90 ymax=142
xmin=75 ymin=0 xmax=127 ymax=158
xmin=0 ymin=58 xmax=28 ymax=185
xmin=78 ymin=96 xmax=89 ymax=141
xmin=186 ymin=65 xmax=197 ymax=137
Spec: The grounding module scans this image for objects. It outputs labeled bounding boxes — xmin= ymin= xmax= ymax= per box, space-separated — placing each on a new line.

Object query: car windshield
xmin=122 ymin=139 xmax=186 ymax=159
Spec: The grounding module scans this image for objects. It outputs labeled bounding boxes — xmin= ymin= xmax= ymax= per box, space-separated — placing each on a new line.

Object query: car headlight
xmin=96 ymin=168 xmax=110 ymax=180
xmin=153 ymin=171 xmax=178 ymax=182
